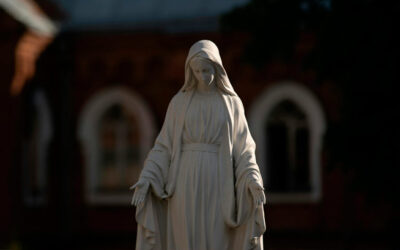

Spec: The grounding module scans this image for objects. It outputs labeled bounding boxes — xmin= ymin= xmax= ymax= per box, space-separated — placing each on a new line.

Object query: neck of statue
xmin=196 ymin=81 xmax=218 ymax=94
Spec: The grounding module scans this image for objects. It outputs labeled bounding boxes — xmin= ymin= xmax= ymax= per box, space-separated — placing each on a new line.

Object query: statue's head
xmin=189 ymin=54 xmax=216 ymax=89
xmin=181 ymin=40 xmax=237 ymax=96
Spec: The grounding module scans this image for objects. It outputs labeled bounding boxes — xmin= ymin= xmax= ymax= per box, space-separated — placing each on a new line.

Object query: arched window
xmin=78 ymin=87 xmax=156 ymax=205
xmin=249 ymin=82 xmax=326 ymax=203
xmin=22 ymin=89 xmax=53 ymax=206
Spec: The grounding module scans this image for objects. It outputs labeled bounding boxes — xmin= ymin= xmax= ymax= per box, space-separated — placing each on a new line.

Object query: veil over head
xmin=180 ymin=40 xmax=238 ymax=96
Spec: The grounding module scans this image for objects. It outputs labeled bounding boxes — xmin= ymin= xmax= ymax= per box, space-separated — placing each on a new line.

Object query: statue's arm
xmin=232 ymin=97 xmax=260 ymax=180
xmin=131 ymin=95 xmax=176 ymax=204
xmin=232 ymin=96 xmax=265 ymax=206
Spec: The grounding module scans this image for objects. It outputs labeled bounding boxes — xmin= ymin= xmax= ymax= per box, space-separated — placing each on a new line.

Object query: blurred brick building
xmin=0 ymin=0 xmax=394 ymax=249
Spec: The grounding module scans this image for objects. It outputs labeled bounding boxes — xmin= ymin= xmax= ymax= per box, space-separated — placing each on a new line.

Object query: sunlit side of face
xmin=189 ymin=57 xmax=215 ymax=87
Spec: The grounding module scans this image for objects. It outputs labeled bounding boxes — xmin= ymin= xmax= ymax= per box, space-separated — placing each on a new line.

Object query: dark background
xmin=1 ymin=0 xmax=398 ymax=249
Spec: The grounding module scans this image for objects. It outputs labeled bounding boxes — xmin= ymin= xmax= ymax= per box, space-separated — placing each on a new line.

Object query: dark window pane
xmin=267 ymin=123 xmax=289 ymax=192
xmin=97 ymin=103 xmax=141 ymax=192
xmin=265 ymin=99 xmax=311 ymax=193
xmin=294 ymin=128 xmax=311 ymax=192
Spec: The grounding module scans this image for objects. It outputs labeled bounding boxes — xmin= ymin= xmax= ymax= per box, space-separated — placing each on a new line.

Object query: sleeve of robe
xmin=135 ymin=95 xmax=177 ymax=250
xmin=231 ymin=96 xmax=266 ymax=250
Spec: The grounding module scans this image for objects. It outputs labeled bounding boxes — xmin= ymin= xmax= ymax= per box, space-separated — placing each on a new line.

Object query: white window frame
xmin=249 ymin=81 xmax=326 ymax=203
xmin=78 ymin=87 xmax=156 ymax=205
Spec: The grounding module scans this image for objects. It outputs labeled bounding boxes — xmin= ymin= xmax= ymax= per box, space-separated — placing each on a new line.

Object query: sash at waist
xmin=181 ymin=142 xmax=220 ymax=153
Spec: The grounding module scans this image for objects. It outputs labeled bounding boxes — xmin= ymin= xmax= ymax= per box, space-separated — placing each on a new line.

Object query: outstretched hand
xmin=249 ymin=180 xmax=266 ymax=207
xmin=130 ymin=179 xmax=150 ymax=207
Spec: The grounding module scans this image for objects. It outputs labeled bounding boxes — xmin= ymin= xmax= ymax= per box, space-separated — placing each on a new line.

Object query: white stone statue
xmin=130 ymin=40 xmax=266 ymax=250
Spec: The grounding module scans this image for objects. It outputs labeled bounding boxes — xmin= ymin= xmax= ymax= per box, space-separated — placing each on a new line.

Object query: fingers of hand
xmin=134 ymin=193 xmax=145 ymax=207
xmin=249 ymin=183 xmax=266 ymax=206
xmin=132 ymin=190 xmax=140 ymax=206
xmin=138 ymin=196 xmax=145 ymax=205
xmin=131 ymin=195 xmax=135 ymax=206
xmin=256 ymin=192 xmax=262 ymax=206
xmin=132 ymin=183 xmax=149 ymax=206
xmin=132 ymin=189 xmax=138 ymax=204
xmin=255 ymin=183 xmax=263 ymax=191
xmin=253 ymin=191 xmax=260 ymax=206
xmin=256 ymin=189 xmax=265 ymax=206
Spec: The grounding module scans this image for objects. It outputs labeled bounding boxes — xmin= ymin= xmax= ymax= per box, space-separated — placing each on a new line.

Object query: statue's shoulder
xmin=231 ymin=94 xmax=241 ymax=102
xmin=172 ymin=91 xmax=184 ymax=100
xmin=230 ymin=94 xmax=244 ymax=110
xmin=170 ymin=91 xmax=184 ymax=105
xmin=167 ymin=90 xmax=186 ymax=111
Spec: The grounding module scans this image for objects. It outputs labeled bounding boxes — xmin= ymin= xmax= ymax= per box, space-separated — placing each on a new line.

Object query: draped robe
xmin=135 ymin=89 xmax=266 ymax=250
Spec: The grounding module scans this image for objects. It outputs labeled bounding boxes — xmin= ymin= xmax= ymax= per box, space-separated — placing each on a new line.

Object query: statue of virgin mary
xmin=130 ymin=40 xmax=266 ymax=250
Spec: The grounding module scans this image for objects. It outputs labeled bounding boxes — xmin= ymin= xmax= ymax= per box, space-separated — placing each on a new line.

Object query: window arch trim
xmin=78 ymin=86 xmax=156 ymax=205
xmin=249 ymin=81 xmax=326 ymax=203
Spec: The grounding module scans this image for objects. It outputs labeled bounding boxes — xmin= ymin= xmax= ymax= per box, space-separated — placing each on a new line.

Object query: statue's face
xmin=190 ymin=58 xmax=215 ymax=87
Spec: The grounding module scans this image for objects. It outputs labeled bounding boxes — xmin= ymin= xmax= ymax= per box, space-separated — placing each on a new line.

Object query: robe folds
xmin=135 ymin=89 xmax=266 ymax=250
